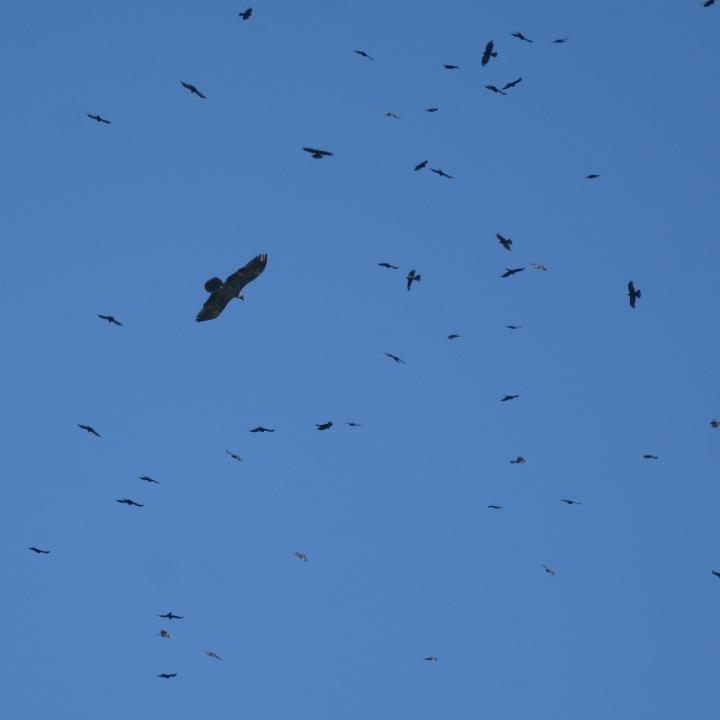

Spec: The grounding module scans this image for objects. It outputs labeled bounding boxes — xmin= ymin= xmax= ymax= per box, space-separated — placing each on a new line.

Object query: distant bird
xmin=506 ymin=325 xmax=522 ymax=330
xmin=447 ymin=334 xmax=461 ymax=340
xmin=501 ymin=394 xmax=519 ymax=402
xmin=443 ymin=64 xmax=459 ymax=69
xmin=345 ymin=422 xmax=362 ymax=427
xmin=205 ymin=650 xmax=223 ymax=660
xmin=511 ymin=32 xmax=533 ymax=43
xmin=158 ymin=612 xmax=184 ymax=620
xmin=487 ymin=505 xmax=503 ymax=510
xmin=384 ymin=111 xmax=401 ymax=119
xmin=226 ymin=450 xmax=243 ymax=462
xmin=481 ymin=40 xmax=497 ymax=66
xmin=560 ymin=499 xmax=582 ymax=505
xmin=530 ymin=263 xmax=548 ymax=271
xmin=510 ymin=456 xmax=526 ymax=464
xmin=315 ymin=421 xmax=333 ymax=431
xmin=627 ymin=281 xmax=641 ymax=309
xmin=430 ymin=168 xmax=453 ymax=178
xmin=496 ymin=233 xmax=512 ymax=251
xmin=414 ymin=160 xmax=428 ymax=171
xmin=542 ymin=564 xmax=556 ymax=576
xmin=704 ymin=0 xmax=716 ymax=6
xmin=585 ymin=173 xmax=600 ymax=179
xmin=384 ymin=353 xmax=406 ymax=364
xmin=302 ymin=147 xmax=333 ymax=159
xmin=180 ymin=81 xmax=206 ymax=99
xmin=87 ymin=113 xmax=111 ymax=124
xmin=140 ymin=475 xmax=159 ymax=484
xmin=501 ymin=267 xmax=524 ymax=278
xmin=425 ymin=107 xmax=439 ymax=112
xmin=406 ymin=269 xmax=421 ymax=290
xmin=424 ymin=656 xmax=439 ymax=661
xmin=710 ymin=419 xmax=720 ymax=429
xmin=643 ymin=454 xmax=659 ymax=460
xmin=239 ymin=7 xmax=253 ymax=20
xmin=28 ymin=546 xmax=50 ymax=554
xmin=502 ymin=78 xmax=523 ymax=90
xmin=97 ymin=314 xmax=122 ymax=326
xmin=196 ymin=253 xmax=267 ymax=322
xmin=485 ymin=85 xmax=507 ymax=96
xmin=250 ymin=426 xmax=275 ymax=433
xmin=378 ymin=262 xmax=399 ymax=269
xmin=354 ymin=49 xmax=374 ymax=60
xmin=713 ymin=570 xmax=720 ymax=578
xmin=293 ymin=552 xmax=308 ymax=562
xmin=158 ymin=630 xmax=170 ymax=638
xmin=115 ymin=497 xmax=143 ymax=507
xmin=78 ymin=424 xmax=101 ymax=437
xmin=158 ymin=673 xmax=177 ymax=679
xmin=551 ymin=38 xmax=569 ymax=44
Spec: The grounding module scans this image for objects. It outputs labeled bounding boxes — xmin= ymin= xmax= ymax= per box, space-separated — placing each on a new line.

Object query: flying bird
xmin=406 ymin=269 xmax=421 ymax=290
xmin=585 ymin=173 xmax=600 ymax=179
xmin=502 ymin=77 xmax=523 ymax=90
xmin=354 ymin=49 xmax=374 ymax=60
xmin=226 ymin=450 xmax=243 ymax=462
xmin=501 ymin=394 xmax=519 ymax=402
xmin=97 ymin=314 xmax=122 ymax=326
xmin=205 ymin=650 xmax=223 ymax=660
xmin=485 ymin=85 xmax=507 ymax=96
xmin=384 ymin=111 xmax=401 ymax=119
xmin=710 ymin=419 xmax=720 ymax=428
xmin=530 ymin=263 xmax=548 ymax=271
xmin=496 ymin=233 xmax=512 ymax=251
xmin=506 ymin=325 xmax=522 ymax=330
xmin=542 ymin=564 xmax=556 ymax=576
xmin=447 ymin=334 xmax=461 ymax=340
xmin=239 ymin=7 xmax=253 ymax=20
xmin=87 ymin=113 xmax=111 ymax=124
xmin=384 ymin=353 xmax=406 ymax=364
xmin=115 ymin=498 xmax=143 ymax=507
xmin=302 ymin=147 xmax=333 ymax=159
xmin=345 ymin=422 xmax=362 ymax=427
xmin=139 ymin=475 xmax=159 ymax=484
xmin=293 ymin=552 xmax=308 ymax=562
xmin=424 ymin=656 xmax=438 ymax=661
xmin=501 ymin=267 xmax=524 ymax=278
xmin=643 ymin=454 xmax=659 ymax=460
xmin=560 ymin=499 xmax=582 ymax=505
xmin=704 ymin=0 xmax=716 ymax=6
xmin=315 ymin=421 xmax=333 ymax=431
xmin=158 ymin=673 xmax=177 ymax=679
xmin=414 ymin=160 xmax=428 ymax=171
xmin=510 ymin=456 xmax=526 ymax=464
xmin=713 ymin=570 xmax=720 ymax=578
xmin=551 ymin=38 xmax=569 ymax=44
xmin=78 ymin=424 xmax=101 ymax=437
xmin=378 ymin=262 xmax=399 ymax=269
xmin=250 ymin=426 xmax=275 ymax=433
xmin=28 ymin=546 xmax=50 ymax=554
xmin=627 ymin=281 xmax=641 ymax=309
xmin=158 ymin=630 xmax=170 ymax=638
xmin=443 ymin=64 xmax=459 ymax=69
xmin=180 ymin=81 xmax=206 ymax=98
xmin=481 ymin=40 xmax=497 ymax=66
xmin=430 ymin=168 xmax=453 ymax=178
xmin=158 ymin=612 xmax=184 ymax=620
xmin=487 ymin=505 xmax=503 ymax=510
xmin=196 ymin=253 xmax=267 ymax=322
xmin=425 ymin=107 xmax=439 ymax=112
xmin=511 ymin=32 xmax=533 ymax=43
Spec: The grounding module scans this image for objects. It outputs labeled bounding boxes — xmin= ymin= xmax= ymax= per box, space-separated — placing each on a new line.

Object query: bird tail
xmin=636 ymin=290 xmax=641 ymax=298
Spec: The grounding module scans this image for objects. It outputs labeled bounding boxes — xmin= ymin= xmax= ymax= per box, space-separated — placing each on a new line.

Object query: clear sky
xmin=2 ymin=1 xmax=719 ymax=718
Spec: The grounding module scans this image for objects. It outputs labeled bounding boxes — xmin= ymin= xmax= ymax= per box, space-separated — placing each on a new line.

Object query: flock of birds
xmin=27 ymin=3 xmax=720 ymax=684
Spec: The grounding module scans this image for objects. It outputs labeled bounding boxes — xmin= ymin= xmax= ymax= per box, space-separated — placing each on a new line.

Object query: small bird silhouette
xmin=710 ymin=419 xmax=720 ymax=428
xmin=293 ymin=552 xmax=308 ymax=562
xmin=315 ymin=421 xmax=333 ymax=431
xmin=205 ymin=650 xmax=223 ymax=660
xmin=704 ymin=0 xmax=716 ymax=6
xmin=425 ymin=107 xmax=439 ymax=112
xmin=87 ymin=114 xmax=111 ymax=124
xmin=506 ymin=325 xmax=522 ymax=330
xmin=28 ymin=546 xmax=50 ymax=554
xmin=97 ymin=314 xmax=122 ymax=325
xmin=430 ymin=168 xmax=453 ymax=178
xmin=712 ymin=570 xmax=720 ymax=578
xmin=542 ymin=564 xmax=556 ymax=576
xmin=140 ymin=475 xmax=159 ymax=484
xmin=378 ymin=262 xmax=399 ymax=269
xmin=510 ymin=456 xmax=526 ymax=464
xmin=384 ymin=353 xmax=406 ymax=364
xmin=551 ymin=38 xmax=569 ymax=44
xmin=501 ymin=267 xmax=524 ymax=278
xmin=226 ymin=450 xmax=243 ymax=462
xmin=627 ymin=281 xmax=641 ymax=309
xmin=158 ymin=629 xmax=170 ymax=638
xmin=585 ymin=173 xmax=600 ymax=179
xmin=158 ymin=612 xmax=184 ymax=620
xmin=560 ymin=499 xmax=582 ymax=505
xmin=530 ymin=263 xmax=548 ymax=271
xmin=496 ymin=233 xmax=512 ymax=251
xmin=511 ymin=32 xmax=533 ymax=43
xmin=443 ymin=64 xmax=459 ymax=69
xmin=447 ymin=334 xmax=461 ymax=340
xmin=502 ymin=78 xmax=523 ymax=90
xmin=424 ymin=656 xmax=439 ymax=661
xmin=481 ymin=40 xmax=497 ymax=66
xmin=406 ymin=269 xmax=421 ymax=290
xmin=485 ymin=85 xmax=507 ymax=96
xmin=384 ymin=111 xmax=401 ymax=119
xmin=354 ymin=49 xmax=374 ymax=60
xmin=78 ymin=424 xmax=101 ymax=437
xmin=181 ymin=81 xmax=206 ymax=98
xmin=302 ymin=147 xmax=333 ymax=159
xmin=643 ymin=454 xmax=659 ymax=460
xmin=487 ymin=505 xmax=503 ymax=510
xmin=116 ymin=497 xmax=143 ymax=507
xmin=501 ymin=394 xmax=519 ymax=402
xmin=158 ymin=673 xmax=177 ymax=679
xmin=250 ymin=426 xmax=275 ymax=433
xmin=345 ymin=422 xmax=362 ymax=427
xmin=239 ymin=7 xmax=253 ymax=20
xmin=414 ymin=160 xmax=428 ymax=171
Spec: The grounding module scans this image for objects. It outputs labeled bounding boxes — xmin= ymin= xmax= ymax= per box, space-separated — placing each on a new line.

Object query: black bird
xmin=250 ymin=426 xmax=275 ymax=433
xmin=180 ymin=81 xmax=206 ymax=98
xmin=560 ymin=499 xmax=582 ymax=505
xmin=443 ymin=64 xmax=459 ymax=69
xmin=302 ymin=147 xmax=333 ymax=159
xmin=530 ymin=262 xmax=548 ymax=271
xmin=511 ymin=32 xmax=533 ymax=43
xmin=293 ymin=552 xmax=308 ymax=562
xmin=414 ymin=160 xmax=428 ymax=171
xmin=510 ymin=456 xmax=526 ymax=464
xmin=206 ymin=650 xmax=223 ymax=661
xmin=406 ymin=269 xmax=421 ymax=290
xmin=345 ymin=422 xmax=362 ymax=427
xmin=158 ymin=629 xmax=170 ymax=638
xmin=378 ymin=262 xmax=399 ymax=269
xmin=87 ymin=113 xmax=111 ymax=124
xmin=226 ymin=450 xmax=243 ymax=462
xmin=116 ymin=497 xmax=143 ymax=507
xmin=140 ymin=475 xmax=159 ymax=484
xmin=586 ymin=174 xmax=600 ymax=179
xmin=496 ymin=233 xmax=512 ymax=251
xmin=384 ymin=111 xmax=401 ymax=119
xmin=506 ymin=325 xmax=522 ymax=330
xmin=316 ymin=421 xmax=333 ymax=431
xmin=425 ymin=656 xmax=439 ymax=662
xmin=712 ymin=570 xmax=720 ymax=578
xmin=542 ymin=564 xmax=556 ymax=576
xmin=425 ymin=107 xmax=439 ymax=112
xmin=239 ymin=7 xmax=253 ymax=20
xmin=627 ymin=281 xmax=641 ymax=309
xmin=78 ymin=424 xmax=101 ymax=437
xmin=643 ymin=454 xmax=659 ymax=460
xmin=196 ymin=254 xmax=267 ymax=322
xmin=485 ymin=85 xmax=507 ymax=96
xmin=501 ymin=394 xmax=519 ymax=402
xmin=710 ymin=419 xmax=720 ymax=429
xmin=481 ymin=40 xmax=497 ymax=66
xmin=502 ymin=77 xmax=523 ymax=90
xmin=501 ymin=267 xmax=524 ymax=278
xmin=354 ymin=49 xmax=374 ymax=60
xmin=384 ymin=353 xmax=405 ymax=364
xmin=704 ymin=0 xmax=716 ymax=6
xmin=447 ymin=334 xmax=461 ymax=340
xmin=430 ymin=168 xmax=453 ymax=179
xmin=97 ymin=314 xmax=122 ymax=326
xmin=158 ymin=673 xmax=177 ymax=679
xmin=551 ymin=38 xmax=569 ymax=44
xmin=487 ymin=505 xmax=503 ymax=510
xmin=28 ymin=546 xmax=50 ymax=554
xmin=158 ymin=612 xmax=184 ymax=620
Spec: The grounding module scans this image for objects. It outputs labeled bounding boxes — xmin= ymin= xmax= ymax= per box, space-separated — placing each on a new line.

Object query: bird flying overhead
xmin=28 ymin=546 xmax=50 ymax=554
xmin=627 ymin=281 xmax=641 ymax=309
xmin=713 ymin=570 xmax=720 ymax=578
xmin=430 ymin=168 xmax=453 ymax=178
xmin=158 ymin=673 xmax=177 ymax=679
xmin=239 ymin=7 xmax=253 ymax=20
xmin=315 ymin=421 xmax=333 ymax=431
xmin=643 ymin=454 xmax=659 ymax=460
xmin=205 ymin=650 xmax=223 ymax=660
xmin=496 ymin=233 xmax=512 ymax=251
xmin=414 ymin=160 xmax=428 ymax=171
xmin=378 ymin=262 xmax=399 ymax=269
xmin=226 ymin=450 xmax=243 ymax=462
xmin=97 ymin=314 xmax=122 ymax=326
xmin=87 ymin=114 xmax=111 ymax=124
xmin=560 ymin=499 xmax=582 ymax=505
xmin=384 ymin=353 xmax=405 ymax=364
xmin=384 ymin=111 xmax=401 ymax=119
xmin=196 ymin=254 xmax=267 ymax=322
xmin=443 ymin=64 xmax=459 ymax=69
xmin=158 ymin=629 xmax=170 ymax=638
xmin=406 ymin=269 xmax=421 ymax=290
xmin=293 ymin=552 xmax=308 ymax=562
xmin=345 ymin=422 xmax=362 ymax=427
xmin=158 ymin=612 xmax=184 ymax=620
xmin=78 ymin=424 xmax=101 ymax=437
xmin=501 ymin=267 xmax=524 ymax=278
xmin=511 ymin=32 xmax=533 ymax=43
xmin=704 ymin=0 xmax=716 ymax=6
xmin=551 ymin=38 xmax=569 ymax=44
xmin=425 ymin=107 xmax=439 ymax=112
xmin=485 ymin=85 xmax=507 ymax=95
xmin=354 ymin=49 xmax=374 ymax=60
xmin=115 ymin=498 xmax=143 ymax=507
xmin=501 ymin=394 xmax=519 ymax=402
xmin=424 ymin=656 xmax=438 ymax=661
xmin=447 ymin=334 xmax=461 ymax=340
xmin=502 ymin=77 xmax=523 ymax=90
xmin=585 ymin=173 xmax=600 ymax=179
xmin=302 ymin=147 xmax=333 ymax=159
xmin=487 ymin=505 xmax=503 ymax=510
xmin=530 ymin=263 xmax=548 ymax=271
xmin=711 ymin=419 xmax=720 ymax=428
xmin=481 ymin=40 xmax=497 ymax=66
xmin=506 ymin=325 xmax=522 ymax=330
xmin=250 ymin=426 xmax=275 ymax=433
xmin=180 ymin=82 xmax=206 ymax=98
xmin=542 ymin=564 xmax=557 ymax=576
xmin=510 ymin=456 xmax=526 ymax=464
xmin=140 ymin=475 xmax=159 ymax=484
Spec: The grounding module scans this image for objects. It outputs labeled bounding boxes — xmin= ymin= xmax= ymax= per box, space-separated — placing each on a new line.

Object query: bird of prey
xmin=180 ymin=81 xmax=206 ymax=98
xmin=551 ymin=38 xmax=569 ymax=44
xmin=315 ymin=421 xmax=333 ymax=431
xmin=627 ymin=281 xmax=641 ymax=309
xmin=28 ymin=546 xmax=50 ymax=554
xmin=158 ymin=612 xmax=184 ymax=620
xmin=506 ymin=325 xmax=522 ymax=330
xmin=302 ymin=147 xmax=333 ymax=159
xmin=502 ymin=77 xmax=523 ymax=90
xmin=511 ymin=32 xmax=533 ymax=43
xmin=711 ymin=419 xmax=720 ymax=428
xmin=485 ymin=85 xmax=508 ymax=95
xmin=78 ymin=424 xmax=101 ymax=437
xmin=481 ymin=40 xmax=497 ymax=66
xmin=496 ymin=233 xmax=512 ymax=251
xmin=293 ymin=552 xmax=308 ymax=562
xmin=116 ymin=497 xmax=143 ymax=507
xmin=158 ymin=673 xmax=177 ymax=679
xmin=425 ymin=107 xmax=439 ymax=112
xmin=205 ymin=650 xmax=223 ymax=660
xmin=542 ymin=564 xmax=556 ymax=576
xmin=713 ymin=570 xmax=720 ymax=578
xmin=158 ymin=630 xmax=170 ymax=638
xmin=430 ymin=168 xmax=453 ymax=178
xmin=384 ymin=353 xmax=406 ymax=364
xmin=414 ymin=160 xmax=428 ymax=171
xmin=226 ymin=450 xmax=243 ymax=462
xmin=443 ymin=64 xmax=459 ymax=69
xmin=530 ymin=263 xmax=548 ymax=271
xmin=239 ymin=7 xmax=253 ymax=20
xmin=510 ymin=456 xmax=526 ymax=464
xmin=585 ymin=173 xmax=600 ymax=179
xmin=97 ymin=314 xmax=122 ymax=326
xmin=487 ymin=505 xmax=503 ymax=510
xmin=406 ymin=269 xmax=421 ymax=290
xmin=560 ymin=499 xmax=582 ymax=505
xmin=345 ymin=422 xmax=362 ymax=427
xmin=250 ymin=426 xmax=275 ymax=433
xmin=501 ymin=394 xmax=519 ymax=402
xmin=643 ymin=454 xmax=659 ymax=460
xmin=704 ymin=0 xmax=716 ymax=6
xmin=384 ymin=111 xmax=401 ymax=119
xmin=140 ymin=475 xmax=159 ymax=484
xmin=196 ymin=253 xmax=267 ymax=322
xmin=354 ymin=49 xmax=374 ymax=60
xmin=501 ymin=267 xmax=524 ymax=278
xmin=87 ymin=113 xmax=111 ymax=124
xmin=424 ymin=656 xmax=438 ymax=661
xmin=447 ymin=334 xmax=461 ymax=340
xmin=378 ymin=262 xmax=399 ymax=269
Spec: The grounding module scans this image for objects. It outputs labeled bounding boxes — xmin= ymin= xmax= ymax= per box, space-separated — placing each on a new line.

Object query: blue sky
xmin=2 ymin=1 xmax=719 ymax=718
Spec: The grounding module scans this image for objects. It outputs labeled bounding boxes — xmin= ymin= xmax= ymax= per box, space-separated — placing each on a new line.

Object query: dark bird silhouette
xmin=293 ymin=552 xmax=308 ymax=562
xmin=551 ymin=38 xmax=569 ymax=44
xmin=511 ymin=32 xmax=533 ymax=43
xmin=542 ymin=564 xmax=556 ymax=576
xmin=643 ymin=454 xmax=659 ymax=460
xmin=180 ymin=81 xmax=206 ymax=98
xmin=383 ymin=111 xmax=400 ymax=119
xmin=158 ymin=673 xmax=177 ymax=679
xmin=78 ymin=424 xmax=101 ymax=437
xmin=425 ymin=107 xmax=439 ymax=112
xmin=205 ymin=650 xmax=223 ymax=660
xmin=196 ymin=253 xmax=267 ymax=322
xmin=481 ymin=40 xmax=497 ymax=66
xmin=158 ymin=612 xmax=184 ymax=620
xmin=510 ymin=456 xmax=526 ymax=464
xmin=424 ymin=656 xmax=439 ymax=661
xmin=378 ymin=262 xmax=399 ymax=269
xmin=704 ymin=0 xmax=716 ymax=6
xmin=406 ymin=269 xmax=421 ymax=290
xmin=585 ymin=173 xmax=600 ymax=179
xmin=345 ymin=422 xmax=362 ymax=427
xmin=97 ymin=314 xmax=122 ymax=326
xmin=226 ymin=450 xmax=243 ymax=462
xmin=87 ymin=113 xmax=111 ymax=124
xmin=713 ymin=570 xmax=720 ymax=578
xmin=414 ymin=160 xmax=428 ymax=171
xmin=501 ymin=267 xmax=524 ymax=278
xmin=315 ymin=421 xmax=333 ymax=431
xmin=384 ymin=353 xmax=405 ymax=364
xmin=28 ymin=546 xmax=50 ymax=554
xmin=561 ymin=499 xmax=582 ymax=505
xmin=506 ymin=325 xmax=522 ymax=330
xmin=501 ymin=394 xmax=519 ymax=402
xmin=502 ymin=77 xmax=523 ymax=90
xmin=158 ymin=629 xmax=170 ymax=638
xmin=487 ymin=505 xmax=503 ymax=510
xmin=116 ymin=497 xmax=143 ymax=507
xmin=627 ymin=281 xmax=641 ymax=309
xmin=496 ymin=233 xmax=512 ymax=251
xmin=239 ymin=7 xmax=253 ymax=20
xmin=250 ymin=426 xmax=275 ymax=433
xmin=485 ymin=85 xmax=507 ymax=95
xmin=530 ymin=262 xmax=548 ymax=271
xmin=710 ymin=419 xmax=720 ymax=429
xmin=447 ymin=334 xmax=461 ymax=340
xmin=354 ymin=49 xmax=374 ymax=60
xmin=302 ymin=147 xmax=333 ymax=159
xmin=430 ymin=168 xmax=453 ymax=178
xmin=139 ymin=475 xmax=159 ymax=484
xmin=443 ymin=64 xmax=459 ymax=69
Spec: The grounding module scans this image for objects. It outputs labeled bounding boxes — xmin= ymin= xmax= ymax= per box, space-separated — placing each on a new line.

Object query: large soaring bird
xmin=181 ymin=82 xmax=206 ymax=98
xmin=78 ymin=424 xmax=101 ymax=437
xmin=481 ymin=41 xmax=497 ymax=66
xmin=87 ymin=114 xmax=111 ymax=124
xmin=302 ymin=147 xmax=333 ymax=159
xmin=627 ymin=281 xmax=641 ymax=308
xmin=196 ymin=254 xmax=267 ymax=321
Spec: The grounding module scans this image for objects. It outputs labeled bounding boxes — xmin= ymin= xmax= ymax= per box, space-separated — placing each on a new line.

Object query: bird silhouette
xmin=239 ymin=7 xmax=253 ymax=20
xmin=140 ymin=475 xmax=159 ymax=484
xmin=585 ymin=173 xmax=600 ymax=179
xmin=501 ymin=267 xmax=524 ymax=278
xmin=487 ymin=505 xmax=503 ymax=510
xmin=97 ymin=314 xmax=122 ymax=326
xmin=424 ymin=656 xmax=439 ymax=661
xmin=551 ymin=38 xmax=569 ymax=44
xmin=704 ymin=0 xmax=717 ymax=6
xmin=180 ymin=81 xmax=206 ymax=98
xmin=158 ymin=612 xmax=184 ymax=620
xmin=627 ymin=281 xmax=641 ymax=309
xmin=406 ymin=269 xmax=421 ymax=290
xmin=378 ymin=262 xmax=399 ymax=269
xmin=542 ymin=564 xmax=556 ymax=576
xmin=481 ymin=40 xmax=497 ymax=66
xmin=643 ymin=454 xmax=659 ymax=460
xmin=496 ymin=233 xmax=512 ymax=251
xmin=502 ymin=77 xmax=523 ymax=90
xmin=384 ymin=111 xmax=401 ymax=119
xmin=293 ymin=552 xmax=308 ymax=562
xmin=28 ymin=546 xmax=50 ymax=554
xmin=205 ymin=650 xmax=223 ymax=660
xmin=87 ymin=114 xmax=111 ymax=124
xmin=345 ymin=422 xmax=362 ymax=427
xmin=712 ymin=570 xmax=720 ymax=578
xmin=315 ymin=421 xmax=333 ymax=431
xmin=158 ymin=673 xmax=177 ymax=679
xmin=710 ymin=419 xmax=720 ymax=429
xmin=506 ymin=325 xmax=522 ymax=330
xmin=447 ymin=334 xmax=461 ymax=340
xmin=116 ymin=498 xmax=143 ymax=507
xmin=158 ymin=629 xmax=170 ymax=638
xmin=226 ymin=450 xmax=243 ymax=462
xmin=302 ymin=147 xmax=333 ymax=159
xmin=425 ymin=107 xmax=439 ymax=112
xmin=530 ymin=263 xmax=548 ymax=271
xmin=485 ymin=85 xmax=507 ymax=96
xmin=510 ymin=456 xmax=526 ymax=464
xmin=414 ymin=160 xmax=428 ymax=171
xmin=560 ymin=499 xmax=582 ymax=505
xmin=78 ymin=424 xmax=101 ymax=437
xmin=443 ymin=64 xmax=459 ymax=69
xmin=501 ymin=394 xmax=519 ymax=402
xmin=354 ymin=49 xmax=374 ymax=60
xmin=511 ymin=32 xmax=533 ymax=43
xmin=430 ymin=168 xmax=453 ymax=178
xmin=250 ymin=426 xmax=275 ymax=433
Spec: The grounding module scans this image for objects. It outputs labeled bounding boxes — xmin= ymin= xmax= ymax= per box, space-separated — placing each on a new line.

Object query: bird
xmin=425 ymin=107 xmax=439 ymax=112
xmin=511 ymin=32 xmax=533 ymax=43
xmin=158 ymin=673 xmax=177 ymax=679
xmin=180 ymin=81 xmax=206 ymax=98
xmin=542 ymin=564 xmax=557 ymax=576
xmin=315 ymin=421 xmax=333 ymax=431
xmin=551 ymin=38 xmax=569 ymax=44
xmin=560 ymin=499 xmax=582 ymax=505
xmin=496 ymin=233 xmax=512 ymax=251
xmin=302 ymin=147 xmax=333 ymax=159
xmin=158 ymin=630 xmax=170 ymax=638
xmin=447 ymin=334 xmax=461 ymax=340
xmin=711 ymin=419 xmax=720 ymax=428
xmin=354 ymin=49 xmax=374 ymax=60
xmin=502 ymin=77 xmax=523 ymax=90
xmin=487 ymin=505 xmax=503 ymax=510
xmin=510 ymin=456 xmax=526 ymax=464
xmin=643 ymin=454 xmax=659 ymax=460
xmin=139 ymin=475 xmax=159 ymax=484
xmin=205 ymin=650 xmax=223 ymax=660
xmin=485 ymin=85 xmax=508 ymax=96
xmin=627 ymin=281 xmax=641 ymax=309
xmin=424 ymin=656 xmax=439 ymax=661
xmin=384 ymin=111 xmax=401 ymax=119
xmin=78 ymin=424 xmax=101 ymax=437
xmin=196 ymin=253 xmax=267 ymax=322
xmin=97 ymin=314 xmax=122 ymax=326
xmin=481 ymin=40 xmax=497 ymax=66
xmin=115 ymin=498 xmax=143 ymax=507
xmin=239 ymin=7 xmax=253 ymax=20
xmin=378 ymin=262 xmax=399 ymax=269
xmin=384 ymin=353 xmax=406 ymax=364
xmin=501 ymin=394 xmax=519 ymax=402
xmin=250 ymin=426 xmax=275 ymax=433
xmin=713 ymin=570 xmax=720 ymax=578
xmin=530 ymin=263 xmax=548 ymax=271
xmin=226 ymin=450 xmax=243 ymax=462
xmin=345 ymin=422 xmax=362 ymax=427
xmin=506 ymin=325 xmax=522 ymax=330
xmin=158 ymin=612 xmax=184 ymax=620
xmin=293 ymin=552 xmax=308 ymax=562
xmin=87 ymin=113 xmax=111 ymax=124
xmin=406 ymin=269 xmax=421 ymax=290
xmin=704 ymin=0 xmax=716 ymax=6
xmin=585 ymin=173 xmax=600 ymax=179
xmin=430 ymin=168 xmax=453 ymax=179
xmin=414 ymin=160 xmax=428 ymax=171
xmin=501 ymin=267 xmax=524 ymax=278
xmin=28 ymin=546 xmax=50 ymax=554
xmin=443 ymin=64 xmax=459 ymax=69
